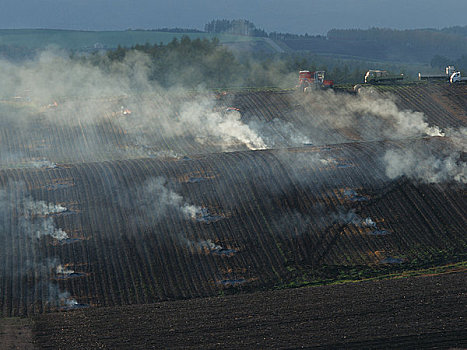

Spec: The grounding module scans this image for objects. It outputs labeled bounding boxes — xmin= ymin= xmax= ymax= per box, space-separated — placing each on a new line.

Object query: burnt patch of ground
xmin=33 ymin=272 xmax=466 ymax=349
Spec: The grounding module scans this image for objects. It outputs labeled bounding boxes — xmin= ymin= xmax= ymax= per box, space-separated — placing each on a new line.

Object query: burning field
xmin=0 ymin=53 xmax=465 ymax=348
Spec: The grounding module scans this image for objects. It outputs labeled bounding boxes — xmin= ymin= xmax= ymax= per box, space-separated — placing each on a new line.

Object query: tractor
xmin=297 ymin=70 xmax=334 ymax=92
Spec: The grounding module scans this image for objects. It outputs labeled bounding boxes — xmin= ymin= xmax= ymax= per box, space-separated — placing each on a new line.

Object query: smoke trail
xmin=0 ymin=181 xmax=70 ymax=241
xmin=331 ymin=209 xmax=387 ymax=234
xmin=134 ymin=177 xmax=226 ymax=225
xmin=0 ymin=181 xmax=76 ymax=311
xmin=301 ymin=89 xmax=445 ymax=141
xmin=384 ymin=148 xmax=466 ymax=183
xmin=56 ymin=264 xmax=74 ymax=276
xmin=185 ymin=239 xmax=222 ymax=252
xmin=332 ymin=209 xmax=362 ymax=225
xmin=28 ymin=160 xmax=57 ymax=169
xmin=21 ymin=216 xmax=69 ymax=240
xmin=178 ymin=99 xmax=266 ymax=150
xmin=24 ymin=200 xmax=67 ymax=216
xmin=1 ymin=49 xmax=454 ymax=168
xmin=0 ymin=51 xmax=269 ymax=167
xmin=383 ymin=132 xmax=466 ymax=183
xmin=134 ymin=177 xmax=203 ymax=221
xmin=248 ymin=118 xmax=311 ymax=147
xmin=47 ymin=283 xmax=81 ymax=309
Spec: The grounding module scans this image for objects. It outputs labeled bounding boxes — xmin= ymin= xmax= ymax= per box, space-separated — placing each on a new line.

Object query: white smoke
xmin=332 ymin=209 xmax=362 ymax=225
xmin=383 ymin=131 xmax=466 ymax=184
xmin=135 ymin=177 xmax=203 ymax=221
xmin=1 ymin=49 xmax=456 ymax=168
xmin=248 ymin=118 xmax=311 ymax=147
xmin=24 ymin=200 xmax=67 ymax=216
xmin=119 ymin=95 xmax=267 ymax=152
xmin=178 ymin=101 xmax=266 ymax=150
xmin=0 ymin=181 xmax=70 ymax=241
xmin=384 ymin=149 xmax=466 ymax=183
xmin=0 ymin=51 xmax=269 ymax=167
xmin=362 ymin=217 xmax=377 ymax=228
xmin=274 ymin=150 xmax=338 ymax=174
xmin=25 ymin=217 xmax=69 ymax=241
xmin=28 ymin=159 xmax=57 ymax=169
xmin=56 ymin=264 xmax=74 ymax=275
xmin=185 ymin=239 xmax=223 ymax=252
xmin=301 ymin=89 xmax=445 ymax=141
xmin=47 ymin=283 xmax=79 ymax=308
xmin=0 ymin=181 xmax=76 ymax=310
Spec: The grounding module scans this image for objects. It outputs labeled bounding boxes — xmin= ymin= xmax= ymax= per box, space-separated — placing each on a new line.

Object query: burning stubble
xmin=383 ymin=131 xmax=466 ymax=184
xmin=0 ymin=181 xmax=79 ymax=309
xmin=1 ymin=50 xmax=462 ymax=170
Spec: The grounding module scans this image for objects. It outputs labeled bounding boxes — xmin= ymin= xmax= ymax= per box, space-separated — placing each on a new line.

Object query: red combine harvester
xmin=298 ymin=70 xmax=334 ymax=92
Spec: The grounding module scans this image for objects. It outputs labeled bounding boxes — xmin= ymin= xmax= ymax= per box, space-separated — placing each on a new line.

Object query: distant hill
xmin=281 ymin=27 xmax=467 ymax=64
xmin=1 ymin=26 xmax=466 ymax=69
xmin=0 ymin=29 xmax=264 ymax=51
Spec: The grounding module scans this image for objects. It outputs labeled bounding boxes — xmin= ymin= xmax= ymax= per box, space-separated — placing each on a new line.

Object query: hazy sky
xmin=1 ymin=0 xmax=466 ymax=34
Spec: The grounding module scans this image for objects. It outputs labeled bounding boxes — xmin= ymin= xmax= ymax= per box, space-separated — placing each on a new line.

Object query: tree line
xmin=79 ymin=35 xmax=434 ymax=88
xmin=205 ymin=20 xmax=467 ymax=64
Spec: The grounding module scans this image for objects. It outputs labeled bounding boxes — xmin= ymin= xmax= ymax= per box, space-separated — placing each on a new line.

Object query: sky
xmin=1 ymin=0 xmax=466 ymax=34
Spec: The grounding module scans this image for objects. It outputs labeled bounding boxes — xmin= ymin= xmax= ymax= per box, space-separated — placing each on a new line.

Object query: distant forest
xmin=206 ymin=20 xmax=467 ymax=65
xmin=78 ymin=36 xmax=454 ymax=88
xmin=1 ymin=20 xmax=466 ymax=86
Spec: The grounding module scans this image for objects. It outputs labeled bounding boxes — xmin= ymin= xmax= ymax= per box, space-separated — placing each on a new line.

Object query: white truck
xmin=450 ymin=71 xmax=467 ymax=83
xmin=418 ymin=66 xmax=456 ymax=81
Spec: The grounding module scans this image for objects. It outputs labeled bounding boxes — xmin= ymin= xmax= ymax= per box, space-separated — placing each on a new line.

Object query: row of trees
xmin=87 ymin=37 xmax=239 ymax=87
xmin=204 ymin=19 xmax=322 ymax=40
xmin=204 ymin=20 xmax=467 ymax=64
xmin=204 ymin=19 xmax=268 ymax=37
xmin=431 ymin=54 xmax=467 ymax=71
xmin=81 ymin=36 xmax=429 ymax=88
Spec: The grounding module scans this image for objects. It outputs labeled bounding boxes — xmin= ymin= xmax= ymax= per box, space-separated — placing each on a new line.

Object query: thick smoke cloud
xmin=0 ymin=51 xmax=270 ymax=166
xmin=300 ymin=89 xmax=444 ymax=141
xmin=1 ymin=49 xmax=456 ymax=170
xmin=119 ymin=93 xmax=267 ymax=152
xmin=383 ymin=129 xmax=466 ymax=183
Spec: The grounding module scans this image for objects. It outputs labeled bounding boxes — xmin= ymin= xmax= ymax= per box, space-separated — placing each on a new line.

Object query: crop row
xmin=1 ymin=85 xmax=465 ymax=171
xmin=0 ymin=137 xmax=465 ymax=316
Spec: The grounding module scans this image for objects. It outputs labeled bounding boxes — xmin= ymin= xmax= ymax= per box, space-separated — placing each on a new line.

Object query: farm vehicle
xmin=450 ymin=71 xmax=467 ymax=83
xmin=297 ymin=70 xmax=334 ymax=92
xmin=364 ymin=70 xmax=404 ymax=84
xmin=418 ymin=66 xmax=466 ymax=83
xmin=418 ymin=66 xmax=456 ymax=82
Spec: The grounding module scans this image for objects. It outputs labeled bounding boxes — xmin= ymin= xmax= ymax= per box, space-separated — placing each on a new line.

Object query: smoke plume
xmin=383 ymin=131 xmax=466 ymax=183
xmin=300 ymin=89 xmax=445 ymax=142
xmin=0 ymin=181 xmax=77 ymax=311
xmin=134 ymin=177 xmax=203 ymax=222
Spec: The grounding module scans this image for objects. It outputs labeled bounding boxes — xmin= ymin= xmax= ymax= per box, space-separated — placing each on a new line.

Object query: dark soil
xmin=33 ymin=272 xmax=467 ymax=349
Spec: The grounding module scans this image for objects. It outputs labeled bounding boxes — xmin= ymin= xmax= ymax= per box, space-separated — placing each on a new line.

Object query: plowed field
xmin=33 ymin=272 xmax=467 ymax=349
xmin=0 ymin=83 xmax=465 ymax=348
xmin=0 ymin=137 xmax=466 ymax=317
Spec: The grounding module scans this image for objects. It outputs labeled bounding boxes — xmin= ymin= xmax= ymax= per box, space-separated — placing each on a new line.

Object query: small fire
xmin=121 ymin=106 xmax=132 ymax=115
